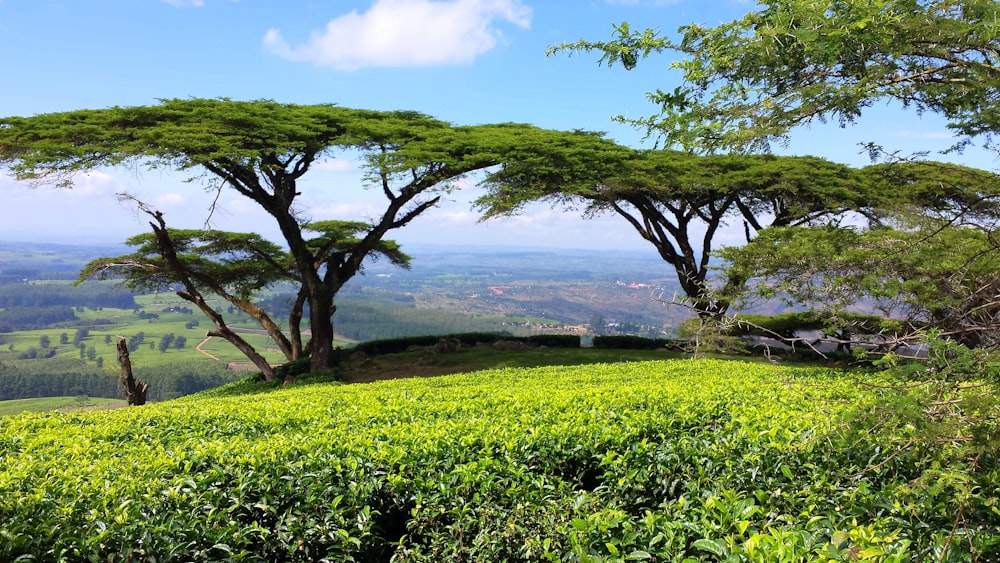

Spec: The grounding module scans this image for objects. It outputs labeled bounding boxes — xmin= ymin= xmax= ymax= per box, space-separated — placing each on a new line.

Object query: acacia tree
xmin=0 ymin=99 xmax=528 ymax=372
xmin=548 ymin=0 xmax=1000 ymax=327
xmin=80 ymin=212 xmax=411 ymax=381
xmin=80 ymin=209 xmax=289 ymax=380
xmin=551 ymin=0 xmax=1000 ymax=153
xmin=479 ymin=143 xmax=866 ymax=317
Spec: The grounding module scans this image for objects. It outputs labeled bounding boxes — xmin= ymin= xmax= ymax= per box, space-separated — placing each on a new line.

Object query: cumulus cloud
xmin=314 ymin=158 xmax=362 ymax=173
xmin=264 ymin=0 xmax=532 ymax=70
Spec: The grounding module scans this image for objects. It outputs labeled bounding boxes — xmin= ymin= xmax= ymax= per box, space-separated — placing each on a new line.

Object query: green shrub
xmin=524 ymin=333 xmax=580 ymax=348
xmin=1 ymin=359 xmax=996 ymax=560
xmin=592 ymin=334 xmax=684 ymax=350
xmin=272 ymin=356 xmax=315 ymax=381
xmin=348 ymin=332 xmax=509 ymax=356
xmin=347 ymin=332 xmax=583 ymax=356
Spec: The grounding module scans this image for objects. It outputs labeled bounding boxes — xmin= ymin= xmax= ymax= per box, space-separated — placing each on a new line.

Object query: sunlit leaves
xmin=551 ymin=0 xmax=1000 ymax=153
xmin=0 ymin=360 xmax=995 ymax=559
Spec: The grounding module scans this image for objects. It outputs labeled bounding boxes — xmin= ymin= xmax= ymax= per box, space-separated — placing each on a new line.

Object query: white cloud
xmin=153 ymin=192 xmax=185 ymax=206
xmin=68 ymin=170 xmax=119 ymax=195
xmin=314 ymin=158 xmax=362 ymax=173
xmin=264 ymin=0 xmax=532 ymax=70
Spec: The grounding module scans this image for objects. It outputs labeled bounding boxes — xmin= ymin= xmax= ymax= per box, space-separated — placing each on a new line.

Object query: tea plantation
xmin=1 ymin=359 xmax=997 ymax=561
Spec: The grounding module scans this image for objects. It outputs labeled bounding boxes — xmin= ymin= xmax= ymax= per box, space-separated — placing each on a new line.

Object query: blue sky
xmin=0 ymin=0 xmax=996 ymax=251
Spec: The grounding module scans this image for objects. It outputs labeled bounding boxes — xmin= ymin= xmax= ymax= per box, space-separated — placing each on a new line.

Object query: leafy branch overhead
xmin=550 ymin=0 xmax=1000 ymax=153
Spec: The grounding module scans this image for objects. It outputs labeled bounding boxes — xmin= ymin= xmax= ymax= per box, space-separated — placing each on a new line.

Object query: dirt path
xmin=195 ymin=336 xmax=221 ymax=361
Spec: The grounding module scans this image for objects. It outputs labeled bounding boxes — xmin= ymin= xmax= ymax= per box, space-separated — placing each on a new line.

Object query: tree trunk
xmin=116 ymin=337 xmax=148 ymax=406
xmin=205 ymin=328 xmax=277 ymax=381
xmin=176 ymin=290 xmax=278 ymax=381
xmin=308 ymin=292 xmax=335 ymax=371
xmin=234 ymin=297 xmax=296 ymax=362
xmin=289 ymin=289 xmax=307 ymax=361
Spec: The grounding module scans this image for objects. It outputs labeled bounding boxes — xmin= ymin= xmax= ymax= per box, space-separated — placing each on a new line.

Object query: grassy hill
xmin=1 ymin=356 xmax=996 ymax=561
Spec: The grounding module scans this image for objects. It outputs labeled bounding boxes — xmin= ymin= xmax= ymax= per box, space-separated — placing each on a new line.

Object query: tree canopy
xmin=720 ymin=159 xmax=1000 ymax=348
xmin=0 ymin=98 xmax=553 ymax=372
xmin=551 ymin=0 xmax=1000 ymax=153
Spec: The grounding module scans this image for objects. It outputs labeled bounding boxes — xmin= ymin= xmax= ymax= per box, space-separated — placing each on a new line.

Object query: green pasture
xmin=1 ymin=296 xmax=289 ymax=368
xmin=0 ymin=396 xmax=124 ymax=416
xmin=1 ymin=359 xmax=996 ymax=560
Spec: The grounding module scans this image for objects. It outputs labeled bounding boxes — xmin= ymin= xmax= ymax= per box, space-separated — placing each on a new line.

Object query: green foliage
xmin=0 ymin=283 xmax=136 ymax=311
xmin=0 ymin=360 xmax=996 ymax=560
xmin=524 ymin=334 xmax=581 ymax=348
xmin=722 ymin=222 xmax=1000 ymax=348
xmin=848 ymin=339 xmax=1000 ymax=560
xmin=730 ymin=311 xmax=886 ymax=340
xmin=271 ymin=356 xmax=316 ymax=382
xmin=0 ymin=306 xmax=77 ymax=331
xmin=553 ymin=0 xmax=1000 ymax=152
xmin=346 ymin=332 xmax=580 ymax=358
xmin=81 ymin=229 xmax=290 ymax=300
xmin=1 ymin=99 xmax=586 ymax=373
xmin=141 ymin=361 xmax=242 ymax=401
xmin=0 ymin=396 xmax=124 ymax=416
xmin=677 ymin=317 xmax=751 ymax=358
xmin=0 ymin=356 xmax=240 ymax=402
xmin=346 ymin=332 xmax=509 ymax=356
xmin=0 ymin=358 xmax=118 ymax=400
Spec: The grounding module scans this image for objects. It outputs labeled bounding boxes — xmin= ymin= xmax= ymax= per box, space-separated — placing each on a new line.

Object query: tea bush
xmin=1 ymin=359 xmax=997 ymax=561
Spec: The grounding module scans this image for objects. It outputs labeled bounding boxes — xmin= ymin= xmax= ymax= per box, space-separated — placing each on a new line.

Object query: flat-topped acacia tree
xmin=78 ymin=210 xmax=412 ymax=381
xmin=0 ymin=99 xmax=539 ymax=372
xmin=478 ymin=144 xmax=867 ymax=318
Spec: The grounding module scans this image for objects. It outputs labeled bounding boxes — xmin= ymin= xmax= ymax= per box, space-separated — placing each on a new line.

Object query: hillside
xmin=1 ymin=358 xmax=997 ymax=560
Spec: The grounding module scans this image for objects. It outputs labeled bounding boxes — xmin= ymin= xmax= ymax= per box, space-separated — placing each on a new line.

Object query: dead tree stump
xmin=116 ymin=337 xmax=149 ymax=406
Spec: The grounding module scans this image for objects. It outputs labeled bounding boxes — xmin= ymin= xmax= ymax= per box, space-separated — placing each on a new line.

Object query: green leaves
xmin=1 ymin=359 xmax=993 ymax=559
xmin=551 ymin=0 xmax=1000 ymax=153
xmin=4 ymin=99 xmax=584 ymax=373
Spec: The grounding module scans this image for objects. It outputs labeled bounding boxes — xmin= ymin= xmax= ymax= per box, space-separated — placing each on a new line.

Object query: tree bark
xmin=116 ymin=337 xmax=148 ymax=406
xmin=204 ymin=327 xmax=277 ymax=380
xmin=307 ymin=289 xmax=336 ymax=371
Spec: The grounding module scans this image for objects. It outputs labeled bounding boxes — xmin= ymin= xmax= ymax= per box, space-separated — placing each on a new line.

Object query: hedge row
xmin=345 ymin=332 xmax=580 ymax=356
xmin=592 ymin=335 xmax=687 ymax=350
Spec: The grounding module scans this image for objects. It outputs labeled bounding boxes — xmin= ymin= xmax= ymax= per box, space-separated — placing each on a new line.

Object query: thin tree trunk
xmin=176 ymin=291 xmax=278 ymax=381
xmin=205 ymin=327 xmax=277 ymax=380
xmin=116 ymin=337 xmax=148 ymax=406
xmin=289 ymin=289 xmax=307 ymax=361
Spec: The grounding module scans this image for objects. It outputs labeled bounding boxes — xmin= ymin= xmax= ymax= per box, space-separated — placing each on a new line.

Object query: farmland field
xmin=1 ymin=358 xmax=996 ymax=561
xmin=0 ymin=396 xmax=125 ymax=416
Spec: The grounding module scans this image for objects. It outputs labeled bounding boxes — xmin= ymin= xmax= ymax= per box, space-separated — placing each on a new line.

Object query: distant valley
xmin=0 ymin=240 xmax=690 ymax=405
